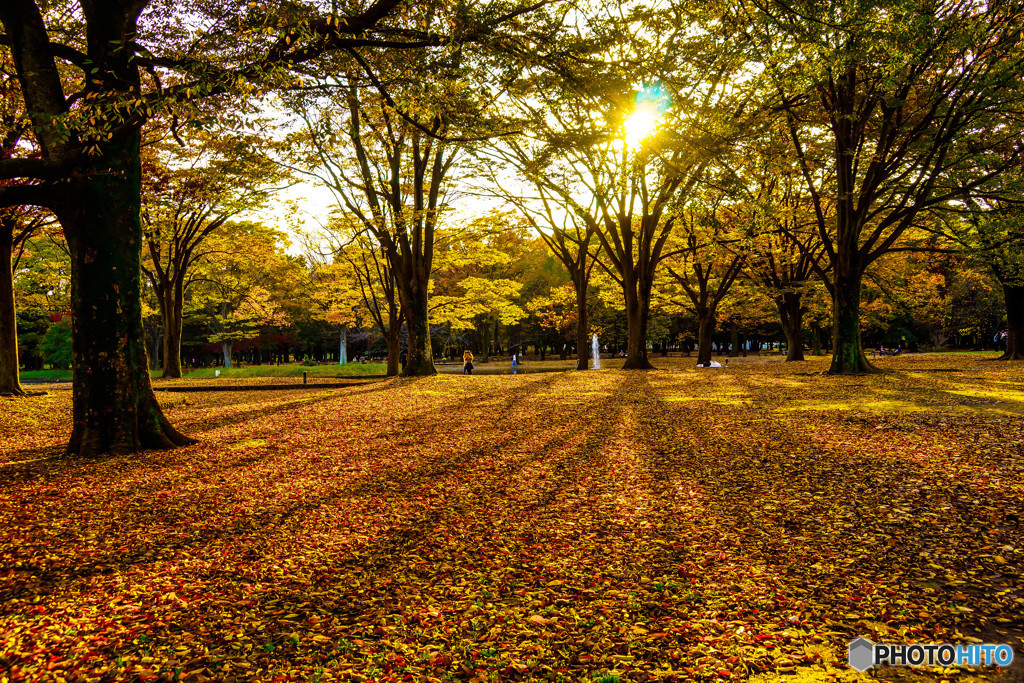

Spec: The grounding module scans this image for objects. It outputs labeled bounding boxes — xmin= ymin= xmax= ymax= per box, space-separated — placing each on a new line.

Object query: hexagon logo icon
xmin=848 ymin=637 xmax=875 ymax=671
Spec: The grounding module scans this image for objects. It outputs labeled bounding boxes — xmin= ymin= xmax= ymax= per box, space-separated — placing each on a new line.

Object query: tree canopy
xmin=3 ymin=0 xmax=1024 ymax=455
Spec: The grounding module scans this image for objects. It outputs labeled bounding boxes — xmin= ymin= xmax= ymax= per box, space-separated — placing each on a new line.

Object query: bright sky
xmin=253 ymin=82 xmax=665 ymax=257
xmin=265 ymin=174 xmax=507 ymax=257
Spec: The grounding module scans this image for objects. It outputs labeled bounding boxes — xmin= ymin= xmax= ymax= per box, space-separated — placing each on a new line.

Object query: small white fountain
xmin=592 ymin=333 xmax=601 ymax=370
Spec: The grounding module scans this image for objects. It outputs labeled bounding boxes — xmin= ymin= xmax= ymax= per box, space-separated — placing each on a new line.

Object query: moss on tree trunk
xmin=829 ymin=270 xmax=875 ymax=374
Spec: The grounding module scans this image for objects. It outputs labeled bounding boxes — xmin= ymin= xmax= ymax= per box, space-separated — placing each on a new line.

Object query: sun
xmin=623 ymin=102 xmax=661 ymax=147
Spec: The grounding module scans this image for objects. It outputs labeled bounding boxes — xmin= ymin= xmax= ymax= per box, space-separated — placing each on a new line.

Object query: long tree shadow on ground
xmin=5 ymin=369 xmax=1021 ymax=681
xmin=0 ymin=372 xmax=618 ymax=609
xmin=630 ymin=371 xmax=1024 ymax=675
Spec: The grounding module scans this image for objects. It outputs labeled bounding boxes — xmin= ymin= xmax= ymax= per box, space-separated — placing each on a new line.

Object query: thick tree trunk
xmin=728 ymin=324 xmax=740 ymax=357
xmin=0 ymin=232 xmax=25 ymax=396
xmin=778 ymin=293 xmax=806 ymax=362
xmin=58 ymin=136 xmax=194 ymax=456
xmin=696 ymin=307 xmax=715 ymax=365
xmin=998 ymin=284 xmax=1024 ymax=360
xmin=575 ymin=280 xmax=589 ymax=371
xmin=623 ymin=289 xmax=654 ymax=370
xmin=829 ymin=269 xmax=874 ymax=374
xmin=400 ymin=287 xmax=436 ymax=377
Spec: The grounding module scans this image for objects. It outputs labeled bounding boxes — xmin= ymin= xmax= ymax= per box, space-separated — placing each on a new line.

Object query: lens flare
xmin=624 ymin=103 xmax=661 ymax=147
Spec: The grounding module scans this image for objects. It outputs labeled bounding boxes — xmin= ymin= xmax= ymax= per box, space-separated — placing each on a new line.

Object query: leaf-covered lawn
xmin=1 ymin=354 xmax=1023 ymax=682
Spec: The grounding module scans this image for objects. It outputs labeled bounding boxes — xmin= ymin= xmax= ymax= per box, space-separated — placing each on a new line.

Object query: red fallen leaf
xmin=5 ymin=358 xmax=1023 ymax=682
xmin=527 ymin=615 xmax=548 ymax=626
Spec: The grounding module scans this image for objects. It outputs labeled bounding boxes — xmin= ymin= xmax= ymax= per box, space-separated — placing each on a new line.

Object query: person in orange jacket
xmin=463 ymin=350 xmax=474 ymax=375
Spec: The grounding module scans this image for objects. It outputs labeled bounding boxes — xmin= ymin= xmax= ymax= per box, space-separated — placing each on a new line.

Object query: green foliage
xmin=187 ymin=221 xmax=298 ymax=345
xmin=40 ymin=317 xmax=72 ymax=369
xmin=13 ymin=234 xmax=71 ymax=319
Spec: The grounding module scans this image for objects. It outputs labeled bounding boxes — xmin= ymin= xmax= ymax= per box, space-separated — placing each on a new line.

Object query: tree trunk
xmin=778 ymin=292 xmax=806 ymax=362
xmin=400 ymin=287 xmax=436 ymax=377
xmin=58 ymin=135 xmax=194 ymax=456
xmin=575 ymin=280 xmax=589 ymax=371
xmin=385 ymin=328 xmax=401 ymax=376
xmin=150 ymin=322 xmax=160 ymax=371
xmin=829 ymin=269 xmax=874 ymax=373
xmin=696 ymin=307 xmax=715 ymax=365
xmin=160 ymin=291 xmax=183 ymax=378
xmin=221 ymin=341 xmax=233 ymax=369
xmin=998 ymin=284 xmax=1024 ymax=360
xmin=728 ymin=324 xmax=740 ymax=358
xmin=623 ymin=288 xmax=654 ymax=369
xmin=810 ymin=321 xmax=822 ymax=356
xmin=480 ymin=319 xmax=491 ymax=363
xmin=0 ymin=231 xmax=25 ymax=396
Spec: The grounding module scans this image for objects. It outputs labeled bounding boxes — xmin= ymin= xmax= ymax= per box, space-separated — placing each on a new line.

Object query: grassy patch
xmin=18 ymin=369 xmax=73 ymax=381
xmin=22 ymin=368 xmax=169 ymax=381
xmin=181 ymin=362 xmax=386 ymax=379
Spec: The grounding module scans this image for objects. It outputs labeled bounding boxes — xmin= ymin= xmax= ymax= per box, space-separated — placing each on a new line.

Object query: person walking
xmin=463 ymin=350 xmax=474 ymax=375
xmin=511 ymin=352 xmax=518 ymax=375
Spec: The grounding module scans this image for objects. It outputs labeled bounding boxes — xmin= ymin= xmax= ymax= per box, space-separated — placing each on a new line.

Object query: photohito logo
xmin=848 ymin=637 xmax=1015 ymax=671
